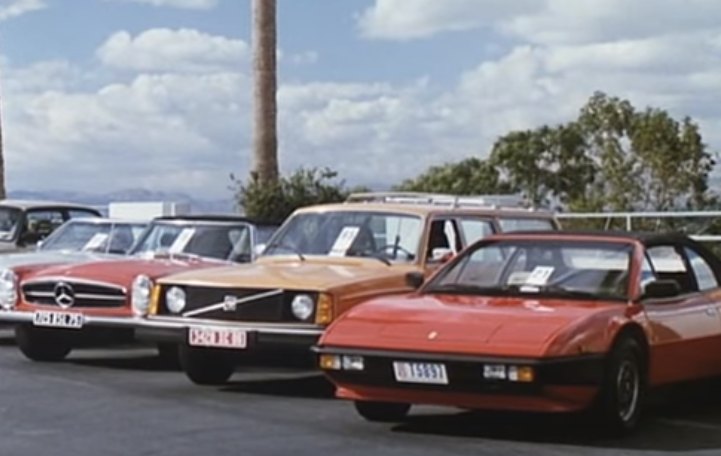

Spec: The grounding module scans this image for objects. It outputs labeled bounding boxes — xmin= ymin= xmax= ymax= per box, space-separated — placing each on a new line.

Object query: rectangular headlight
xmin=341 ymin=355 xmax=364 ymax=371
xmin=483 ymin=364 xmax=507 ymax=380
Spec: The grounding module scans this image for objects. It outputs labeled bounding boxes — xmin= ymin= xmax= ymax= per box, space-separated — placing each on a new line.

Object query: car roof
xmin=66 ymin=217 xmax=149 ymax=225
xmin=153 ymin=214 xmax=278 ymax=227
xmin=0 ymin=199 xmax=101 ymax=211
xmin=294 ymin=192 xmax=555 ymax=218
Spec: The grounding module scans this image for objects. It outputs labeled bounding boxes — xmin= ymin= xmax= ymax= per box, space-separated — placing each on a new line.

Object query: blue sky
xmin=1 ymin=0 xmax=720 ymax=201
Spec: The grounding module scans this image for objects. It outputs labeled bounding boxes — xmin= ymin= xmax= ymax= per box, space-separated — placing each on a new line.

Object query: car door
xmin=642 ymin=243 xmax=721 ymax=384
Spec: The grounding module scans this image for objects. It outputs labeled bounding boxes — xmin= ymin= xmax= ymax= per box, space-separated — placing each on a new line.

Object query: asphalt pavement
xmin=1 ymin=330 xmax=721 ymax=456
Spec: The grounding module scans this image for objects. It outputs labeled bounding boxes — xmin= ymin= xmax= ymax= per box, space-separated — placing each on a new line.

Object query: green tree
xmin=490 ymin=91 xmax=717 ymax=212
xmin=233 ymin=167 xmax=352 ymax=224
xmin=395 ymin=157 xmax=510 ymax=195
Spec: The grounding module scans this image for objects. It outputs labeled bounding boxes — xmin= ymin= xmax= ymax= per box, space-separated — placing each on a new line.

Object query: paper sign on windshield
xmin=169 ymin=228 xmax=196 ymax=253
xmin=525 ymin=266 xmax=554 ymax=286
xmin=82 ymin=233 xmax=108 ymax=251
xmin=329 ymin=226 xmax=360 ymax=257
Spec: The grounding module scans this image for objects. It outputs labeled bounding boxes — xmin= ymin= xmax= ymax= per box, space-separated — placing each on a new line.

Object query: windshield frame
xmin=262 ymin=209 xmax=425 ymax=264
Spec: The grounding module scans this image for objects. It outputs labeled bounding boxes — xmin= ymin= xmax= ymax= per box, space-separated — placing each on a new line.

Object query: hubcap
xmin=616 ymin=359 xmax=640 ymax=422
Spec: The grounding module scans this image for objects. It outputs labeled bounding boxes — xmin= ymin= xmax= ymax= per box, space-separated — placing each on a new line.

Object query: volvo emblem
xmin=54 ymin=282 xmax=75 ymax=309
xmin=222 ymin=295 xmax=238 ymax=312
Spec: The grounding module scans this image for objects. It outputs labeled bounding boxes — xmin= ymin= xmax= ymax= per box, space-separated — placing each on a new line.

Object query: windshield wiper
xmin=265 ymin=242 xmax=305 ymax=261
xmin=426 ymin=283 xmax=509 ymax=294
xmin=346 ymin=249 xmax=391 ymax=266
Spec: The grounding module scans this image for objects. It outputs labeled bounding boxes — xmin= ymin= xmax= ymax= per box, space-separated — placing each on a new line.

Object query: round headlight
xmin=131 ymin=275 xmax=153 ymax=316
xmin=166 ymin=286 xmax=186 ymax=314
xmin=0 ymin=269 xmax=17 ymax=310
xmin=291 ymin=294 xmax=314 ymax=321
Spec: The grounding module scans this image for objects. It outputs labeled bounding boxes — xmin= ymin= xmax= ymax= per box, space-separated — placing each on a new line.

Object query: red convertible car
xmin=0 ymin=215 xmax=276 ymax=362
xmin=316 ymin=231 xmax=721 ymax=434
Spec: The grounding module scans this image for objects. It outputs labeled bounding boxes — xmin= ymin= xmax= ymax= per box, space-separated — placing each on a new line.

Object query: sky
xmin=1 ymin=0 xmax=721 ymax=201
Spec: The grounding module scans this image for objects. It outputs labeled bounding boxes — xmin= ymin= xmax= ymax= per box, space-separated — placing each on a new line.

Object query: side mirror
xmin=405 ymin=271 xmax=425 ymax=290
xmin=643 ymin=279 xmax=681 ymax=300
xmin=431 ymin=247 xmax=454 ymax=263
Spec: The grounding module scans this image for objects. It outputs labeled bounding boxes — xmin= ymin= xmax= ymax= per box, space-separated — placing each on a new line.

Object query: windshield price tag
xmin=82 ymin=233 xmax=108 ymax=251
xmin=169 ymin=228 xmax=196 ymax=253
xmin=329 ymin=226 xmax=360 ymax=257
xmin=525 ymin=266 xmax=554 ymax=286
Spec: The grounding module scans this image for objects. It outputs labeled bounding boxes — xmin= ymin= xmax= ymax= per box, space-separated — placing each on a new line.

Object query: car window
xmin=646 ymin=245 xmax=696 ymax=294
xmin=498 ymin=218 xmax=556 ymax=232
xmin=25 ymin=209 xmax=66 ymax=242
xmin=0 ymin=207 xmax=21 ymax=242
xmin=458 ymin=218 xmax=494 ymax=245
xmin=685 ymin=247 xmax=718 ymax=291
xmin=67 ymin=208 xmax=102 ymax=219
xmin=426 ymin=219 xmax=462 ymax=263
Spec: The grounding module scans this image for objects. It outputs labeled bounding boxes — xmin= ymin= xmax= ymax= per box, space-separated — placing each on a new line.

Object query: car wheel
xmin=596 ymin=337 xmax=646 ymax=435
xmin=354 ymin=401 xmax=411 ymax=422
xmin=179 ymin=345 xmax=234 ymax=385
xmin=156 ymin=343 xmax=179 ymax=368
xmin=15 ymin=325 xmax=72 ymax=362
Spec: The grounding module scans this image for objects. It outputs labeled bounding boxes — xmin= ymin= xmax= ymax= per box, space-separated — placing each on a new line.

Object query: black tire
xmin=354 ymin=401 xmax=411 ymax=422
xmin=179 ymin=345 xmax=235 ymax=385
xmin=156 ymin=343 xmax=180 ymax=368
xmin=15 ymin=325 xmax=72 ymax=362
xmin=595 ymin=337 xmax=646 ymax=435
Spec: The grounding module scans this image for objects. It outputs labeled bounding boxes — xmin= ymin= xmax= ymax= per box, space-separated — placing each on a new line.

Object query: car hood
xmin=21 ymin=256 xmax=229 ymax=287
xmin=158 ymin=256 xmax=417 ymax=291
xmin=320 ymin=293 xmax=624 ymax=358
xmin=0 ymin=251 xmax=115 ymax=270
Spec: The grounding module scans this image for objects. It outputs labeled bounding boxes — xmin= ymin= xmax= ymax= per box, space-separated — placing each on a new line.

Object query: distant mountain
xmin=8 ymin=189 xmax=236 ymax=214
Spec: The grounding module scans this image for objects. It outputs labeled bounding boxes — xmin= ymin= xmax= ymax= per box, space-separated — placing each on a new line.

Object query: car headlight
xmin=166 ymin=286 xmax=186 ymax=314
xmin=291 ymin=294 xmax=314 ymax=321
xmin=131 ymin=275 xmax=153 ymax=316
xmin=0 ymin=269 xmax=17 ymax=310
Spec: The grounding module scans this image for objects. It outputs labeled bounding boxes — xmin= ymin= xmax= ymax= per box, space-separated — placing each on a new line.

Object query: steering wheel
xmin=374 ymin=244 xmax=415 ymax=260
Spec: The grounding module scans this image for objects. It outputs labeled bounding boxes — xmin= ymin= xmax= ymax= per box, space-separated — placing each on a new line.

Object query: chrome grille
xmin=22 ymin=279 xmax=127 ymax=308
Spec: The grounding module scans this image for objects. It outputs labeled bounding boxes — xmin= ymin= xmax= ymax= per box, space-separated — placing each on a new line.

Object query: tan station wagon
xmin=133 ymin=192 xmax=560 ymax=385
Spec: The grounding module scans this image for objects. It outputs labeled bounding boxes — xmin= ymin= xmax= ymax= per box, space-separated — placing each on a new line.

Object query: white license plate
xmin=393 ymin=361 xmax=449 ymax=385
xmin=188 ymin=326 xmax=247 ymax=349
xmin=33 ymin=311 xmax=84 ymax=329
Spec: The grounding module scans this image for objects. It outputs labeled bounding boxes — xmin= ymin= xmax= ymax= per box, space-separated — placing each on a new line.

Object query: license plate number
xmin=33 ymin=311 xmax=84 ymax=329
xmin=188 ymin=327 xmax=247 ymax=349
xmin=393 ymin=361 xmax=449 ymax=385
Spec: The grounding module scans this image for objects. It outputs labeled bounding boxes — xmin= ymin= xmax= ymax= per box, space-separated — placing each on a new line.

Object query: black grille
xmin=159 ymin=286 xmax=316 ymax=322
xmin=325 ymin=355 xmax=602 ymax=394
xmin=22 ymin=281 xmax=126 ymax=308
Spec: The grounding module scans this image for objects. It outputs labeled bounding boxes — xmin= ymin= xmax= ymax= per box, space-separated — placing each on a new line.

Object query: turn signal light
xmin=315 ymin=293 xmax=334 ymax=325
xmin=508 ymin=365 xmax=535 ymax=383
xmin=148 ymin=285 xmax=161 ymax=315
xmin=319 ymin=354 xmax=341 ymax=370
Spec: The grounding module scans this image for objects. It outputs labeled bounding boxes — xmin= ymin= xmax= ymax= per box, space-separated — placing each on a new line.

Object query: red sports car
xmin=0 ymin=215 xmax=275 ymax=362
xmin=316 ymin=231 xmax=721 ymax=434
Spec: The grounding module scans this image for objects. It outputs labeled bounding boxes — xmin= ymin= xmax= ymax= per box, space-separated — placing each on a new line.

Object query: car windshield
xmin=426 ymin=239 xmax=633 ymax=301
xmin=131 ymin=221 xmax=254 ymax=262
xmin=40 ymin=220 xmax=148 ymax=254
xmin=0 ymin=207 xmax=21 ymax=242
xmin=264 ymin=211 xmax=423 ymax=263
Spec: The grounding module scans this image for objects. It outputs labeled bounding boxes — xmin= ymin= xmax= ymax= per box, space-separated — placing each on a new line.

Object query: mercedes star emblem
xmin=54 ymin=282 xmax=75 ymax=308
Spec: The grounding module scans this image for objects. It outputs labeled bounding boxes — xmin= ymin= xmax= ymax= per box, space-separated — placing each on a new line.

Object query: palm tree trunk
xmin=252 ymin=0 xmax=279 ymax=185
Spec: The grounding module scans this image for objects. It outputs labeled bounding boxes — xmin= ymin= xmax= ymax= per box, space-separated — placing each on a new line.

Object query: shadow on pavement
xmin=221 ymin=373 xmax=336 ymax=399
xmin=390 ymin=379 xmax=721 ymax=452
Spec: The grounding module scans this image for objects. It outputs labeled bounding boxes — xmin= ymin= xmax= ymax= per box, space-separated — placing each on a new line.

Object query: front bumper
xmin=316 ymin=346 xmax=605 ymax=413
xmin=135 ymin=315 xmax=324 ymax=352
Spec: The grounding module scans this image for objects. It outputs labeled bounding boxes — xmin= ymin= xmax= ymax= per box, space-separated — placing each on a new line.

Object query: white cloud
xmin=357 ymin=0 xmax=540 ymax=40
xmin=96 ymin=28 xmax=248 ymax=73
xmin=0 ymin=0 xmax=45 ymax=21
xmin=108 ymin=0 xmax=217 ymax=10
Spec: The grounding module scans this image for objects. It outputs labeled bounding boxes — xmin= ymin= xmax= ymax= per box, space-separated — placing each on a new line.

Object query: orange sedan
xmin=316 ymin=231 xmax=721 ymax=435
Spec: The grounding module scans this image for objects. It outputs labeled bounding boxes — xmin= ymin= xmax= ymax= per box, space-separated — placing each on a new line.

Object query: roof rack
xmin=345 ymin=192 xmax=535 ymax=210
